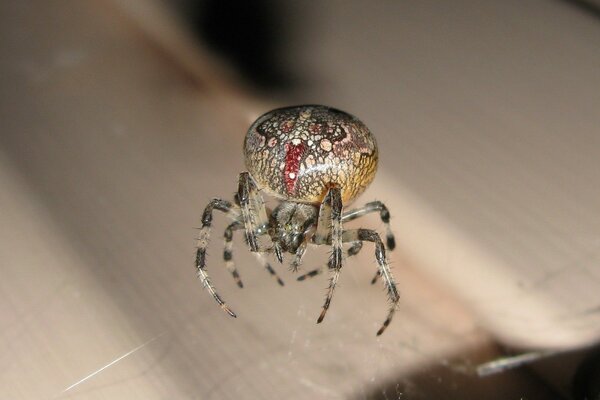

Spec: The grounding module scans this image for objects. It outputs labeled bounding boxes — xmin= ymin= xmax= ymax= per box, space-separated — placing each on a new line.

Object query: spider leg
xmin=224 ymin=219 xmax=284 ymax=286
xmin=254 ymin=252 xmax=285 ymax=286
xmin=290 ymin=213 xmax=317 ymax=272
xmin=290 ymin=239 xmax=308 ymax=272
xmin=343 ymin=201 xmax=395 ymax=285
xmin=196 ymin=198 xmax=239 ymax=317
xmin=370 ymin=270 xmax=382 ymax=285
xmin=342 ymin=228 xmax=400 ymax=336
xmin=343 ymin=201 xmax=395 ymax=250
xmin=223 ymin=221 xmax=244 ymax=288
xmin=296 ymin=241 xmax=363 ymax=281
xmin=348 ymin=240 xmax=364 ymax=256
xmin=315 ymin=186 xmax=344 ymax=324
xmin=238 ymin=172 xmax=270 ymax=253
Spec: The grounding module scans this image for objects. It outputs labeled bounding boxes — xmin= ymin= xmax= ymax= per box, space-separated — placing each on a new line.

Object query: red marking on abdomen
xmin=281 ymin=120 xmax=294 ymax=133
xmin=284 ymin=142 xmax=306 ymax=194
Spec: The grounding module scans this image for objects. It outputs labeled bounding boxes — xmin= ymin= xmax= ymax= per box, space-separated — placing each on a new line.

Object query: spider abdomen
xmin=244 ymin=105 xmax=378 ymax=204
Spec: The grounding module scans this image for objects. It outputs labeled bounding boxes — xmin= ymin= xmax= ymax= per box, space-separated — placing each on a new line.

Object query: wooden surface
xmin=1 ymin=0 xmax=599 ymax=398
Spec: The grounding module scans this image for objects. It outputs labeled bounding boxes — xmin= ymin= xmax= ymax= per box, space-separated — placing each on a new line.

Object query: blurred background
xmin=1 ymin=0 xmax=600 ymax=398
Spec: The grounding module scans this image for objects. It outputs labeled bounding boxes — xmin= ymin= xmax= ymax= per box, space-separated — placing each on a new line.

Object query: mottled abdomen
xmin=244 ymin=105 xmax=378 ymax=204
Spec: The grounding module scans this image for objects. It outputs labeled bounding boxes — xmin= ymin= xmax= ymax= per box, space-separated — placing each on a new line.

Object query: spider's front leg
xmin=289 ymin=239 xmax=308 ymax=272
xmin=342 ymin=229 xmax=400 ymax=336
xmin=238 ymin=172 xmax=268 ymax=252
xmin=238 ymin=172 xmax=285 ymax=284
xmin=196 ymin=199 xmax=239 ymax=317
xmin=313 ymin=186 xmax=344 ymax=324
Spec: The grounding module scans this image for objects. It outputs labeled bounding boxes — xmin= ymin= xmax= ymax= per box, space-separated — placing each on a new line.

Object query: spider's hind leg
xmin=342 ymin=201 xmax=395 ymax=285
xmin=343 ymin=228 xmax=400 ymax=336
xmin=254 ymin=252 xmax=285 ymax=286
xmin=296 ymin=241 xmax=362 ymax=281
xmin=223 ymin=221 xmax=244 ymax=288
xmin=196 ymin=198 xmax=238 ymax=317
xmin=343 ymin=201 xmax=395 ymax=250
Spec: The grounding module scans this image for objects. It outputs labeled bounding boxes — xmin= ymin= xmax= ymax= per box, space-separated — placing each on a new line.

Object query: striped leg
xmin=290 ymin=239 xmax=308 ymax=272
xmin=343 ymin=201 xmax=395 ymax=285
xmin=297 ymin=241 xmax=363 ymax=281
xmin=238 ymin=172 xmax=269 ymax=253
xmin=342 ymin=228 xmax=400 ymax=336
xmin=343 ymin=201 xmax=395 ymax=250
xmin=224 ymin=220 xmax=284 ymax=287
xmin=316 ymin=186 xmax=343 ymax=324
xmin=195 ymin=198 xmax=238 ymax=317
xmin=254 ymin=252 xmax=285 ymax=286
xmin=223 ymin=222 xmax=244 ymax=288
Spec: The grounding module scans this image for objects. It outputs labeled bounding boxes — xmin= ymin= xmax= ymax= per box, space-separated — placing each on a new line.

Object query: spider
xmin=195 ymin=105 xmax=399 ymax=335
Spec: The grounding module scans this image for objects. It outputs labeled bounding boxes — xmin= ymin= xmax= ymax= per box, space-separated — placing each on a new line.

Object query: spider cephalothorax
xmin=269 ymin=202 xmax=317 ymax=259
xmin=195 ymin=105 xmax=399 ymax=335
